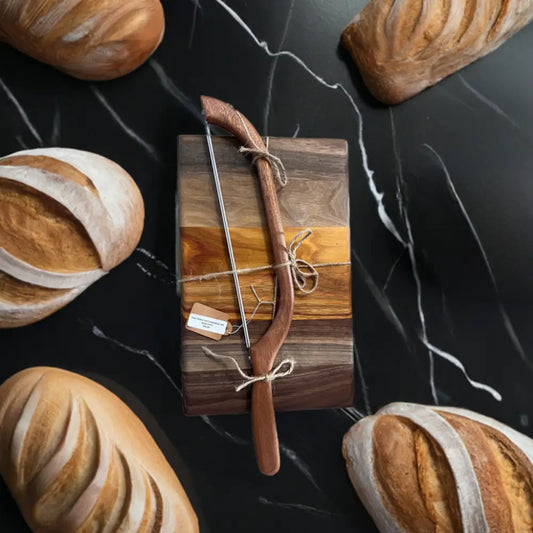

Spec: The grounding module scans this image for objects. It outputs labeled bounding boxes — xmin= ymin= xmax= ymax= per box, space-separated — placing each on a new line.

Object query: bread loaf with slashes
xmin=0 ymin=0 xmax=164 ymax=80
xmin=0 ymin=367 xmax=199 ymax=532
xmin=343 ymin=402 xmax=533 ymax=532
xmin=0 ymin=148 xmax=144 ymax=328
xmin=341 ymin=0 xmax=533 ymax=104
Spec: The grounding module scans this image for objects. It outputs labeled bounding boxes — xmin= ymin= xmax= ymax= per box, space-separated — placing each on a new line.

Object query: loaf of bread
xmin=343 ymin=402 xmax=533 ymax=532
xmin=0 ymin=148 xmax=144 ymax=328
xmin=0 ymin=367 xmax=199 ymax=532
xmin=341 ymin=1 xmax=533 ymax=104
xmin=0 ymin=0 xmax=164 ymax=80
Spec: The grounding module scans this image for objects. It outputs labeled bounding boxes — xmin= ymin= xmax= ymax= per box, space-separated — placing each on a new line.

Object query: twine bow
xmin=237 ymin=111 xmax=288 ymax=187
xmin=239 ymin=142 xmax=288 ymax=187
xmin=179 ymin=228 xmax=349 ymax=295
xmin=202 ymin=346 xmax=295 ymax=392
xmin=287 ymin=229 xmax=319 ymax=294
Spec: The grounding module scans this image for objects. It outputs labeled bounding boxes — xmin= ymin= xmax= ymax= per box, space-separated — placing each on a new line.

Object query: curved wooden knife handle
xmin=202 ymin=96 xmax=294 ymax=476
xmin=201 ymin=95 xmax=294 ymax=364
xmin=251 ymin=380 xmax=280 ymax=476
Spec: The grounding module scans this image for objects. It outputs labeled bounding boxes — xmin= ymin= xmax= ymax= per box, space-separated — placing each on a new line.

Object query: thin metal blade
xmin=204 ymin=123 xmax=251 ymax=349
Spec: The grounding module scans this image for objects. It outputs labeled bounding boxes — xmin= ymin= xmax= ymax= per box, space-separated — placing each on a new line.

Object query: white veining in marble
xmin=91 ymin=86 xmax=161 ymax=163
xmin=292 ymin=124 xmax=300 ymax=137
xmin=135 ymin=248 xmax=174 ymax=285
xmin=136 ymin=247 xmax=171 ymax=271
xmin=382 ymin=249 xmax=406 ymax=293
xmin=263 ymin=0 xmax=295 ymax=135
xmin=353 ymin=343 xmax=371 ymax=416
xmin=51 ymin=104 xmax=61 ymax=145
xmin=279 ymin=443 xmax=320 ymax=491
xmin=441 ymin=291 xmax=456 ymax=338
xmin=91 ymin=323 xmax=251 ymax=444
xmin=338 ymin=407 xmax=364 ymax=423
xmin=189 ymin=0 xmax=201 ymax=48
xmin=135 ymin=263 xmax=173 ymax=285
xmin=402 ymin=208 xmax=439 ymax=403
xmin=458 ymin=74 xmax=521 ymax=130
xmin=422 ymin=340 xmax=501 ymax=401
xmin=424 ymin=143 xmax=530 ymax=370
xmin=434 ymin=83 xmax=478 ymax=113
xmin=214 ymin=0 xmax=406 ymax=246
xmin=521 ymin=414 xmax=530 ymax=428
xmin=389 ymin=108 xmax=405 ymax=220
xmin=212 ymin=0 xmax=506 ymax=407
xmin=149 ymin=60 xmax=203 ymax=122
xmin=258 ymin=497 xmax=337 ymax=518
xmin=0 ymin=77 xmax=43 ymax=146
xmin=387 ymin=110 xmax=503 ymax=403
xmin=91 ymin=324 xmax=182 ymax=395
xmin=15 ymin=135 xmax=28 ymax=150
xmin=352 ymin=249 xmax=409 ymax=345
xmin=200 ymin=416 xmax=248 ymax=445
xmin=404 ymin=206 xmax=502 ymax=402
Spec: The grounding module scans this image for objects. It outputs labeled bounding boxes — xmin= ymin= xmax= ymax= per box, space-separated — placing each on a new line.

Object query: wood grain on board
xmin=178 ymin=135 xmax=354 ymax=415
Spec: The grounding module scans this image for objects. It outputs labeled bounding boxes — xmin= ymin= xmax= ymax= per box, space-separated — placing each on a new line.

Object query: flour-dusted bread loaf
xmin=341 ymin=0 xmax=533 ymax=104
xmin=0 ymin=148 xmax=144 ymax=328
xmin=0 ymin=367 xmax=199 ymax=532
xmin=0 ymin=0 xmax=164 ymax=80
xmin=343 ymin=403 xmax=533 ymax=532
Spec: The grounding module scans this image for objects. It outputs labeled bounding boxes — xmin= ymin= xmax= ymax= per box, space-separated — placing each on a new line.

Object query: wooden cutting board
xmin=178 ymin=135 xmax=354 ymax=415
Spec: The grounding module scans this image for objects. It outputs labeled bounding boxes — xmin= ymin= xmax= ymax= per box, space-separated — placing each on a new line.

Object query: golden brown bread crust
xmin=0 ymin=0 xmax=165 ymax=80
xmin=343 ymin=403 xmax=533 ymax=533
xmin=0 ymin=148 xmax=144 ymax=328
xmin=0 ymin=178 xmax=101 ymax=273
xmin=372 ymin=416 xmax=435 ymax=532
xmin=372 ymin=415 xmax=462 ymax=533
xmin=440 ymin=411 xmax=533 ymax=532
xmin=0 ymin=367 xmax=199 ymax=533
xmin=439 ymin=412 xmax=514 ymax=531
xmin=414 ymin=428 xmax=463 ymax=532
xmin=342 ymin=0 xmax=533 ymax=104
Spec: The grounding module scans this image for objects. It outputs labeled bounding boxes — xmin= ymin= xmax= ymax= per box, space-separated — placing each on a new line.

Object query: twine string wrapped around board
xmin=191 ymin=230 xmax=350 ymax=390
xmin=179 ymin=228 xmax=350 ymax=294
xmin=237 ymin=111 xmax=288 ymax=187
xmin=191 ymin=129 xmax=349 ymax=395
xmin=202 ymin=347 xmax=295 ymax=392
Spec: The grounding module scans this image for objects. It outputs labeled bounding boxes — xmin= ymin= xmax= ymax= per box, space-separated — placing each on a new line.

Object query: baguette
xmin=0 ymin=148 xmax=144 ymax=328
xmin=343 ymin=402 xmax=533 ymax=532
xmin=0 ymin=367 xmax=199 ymax=533
xmin=341 ymin=0 xmax=533 ymax=104
xmin=0 ymin=0 xmax=164 ymax=80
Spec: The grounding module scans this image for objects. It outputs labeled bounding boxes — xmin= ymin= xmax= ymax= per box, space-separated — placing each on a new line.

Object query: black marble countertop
xmin=0 ymin=1 xmax=532 ymax=531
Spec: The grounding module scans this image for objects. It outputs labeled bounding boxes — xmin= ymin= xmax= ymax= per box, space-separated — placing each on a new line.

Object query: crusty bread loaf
xmin=0 ymin=0 xmax=164 ymax=80
xmin=341 ymin=0 xmax=533 ymax=104
xmin=0 ymin=148 xmax=144 ymax=328
xmin=343 ymin=403 xmax=533 ymax=532
xmin=0 ymin=367 xmax=199 ymax=533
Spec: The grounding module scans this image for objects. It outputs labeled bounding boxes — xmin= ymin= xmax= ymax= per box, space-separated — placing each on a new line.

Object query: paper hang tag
xmin=186 ymin=302 xmax=232 ymax=340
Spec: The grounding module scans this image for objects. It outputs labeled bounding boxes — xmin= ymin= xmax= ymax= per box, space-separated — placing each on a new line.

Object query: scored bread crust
xmin=343 ymin=402 xmax=533 ymax=532
xmin=0 ymin=367 xmax=199 ymax=533
xmin=0 ymin=148 xmax=144 ymax=328
xmin=341 ymin=0 xmax=533 ymax=104
xmin=0 ymin=0 xmax=165 ymax=80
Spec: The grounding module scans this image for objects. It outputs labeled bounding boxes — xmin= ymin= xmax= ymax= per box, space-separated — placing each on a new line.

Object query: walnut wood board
xmin=178 ymin=135 xmax=354 ymax=415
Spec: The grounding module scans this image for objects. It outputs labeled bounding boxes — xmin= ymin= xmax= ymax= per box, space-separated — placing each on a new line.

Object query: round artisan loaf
xmin=343 ymin=402 xmax=533 ymax=533
xmin=0 ymin=0 xmax=165 ymax=80
xmin=0 ymin=367 xmax=199 ymax=532
xmin=0 ymin=147 xmax=144 ymax=328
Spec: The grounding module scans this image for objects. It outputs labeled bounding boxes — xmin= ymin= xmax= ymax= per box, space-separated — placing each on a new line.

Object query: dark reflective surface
xmin=0 ymin=1 xmax=531 ymax=531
